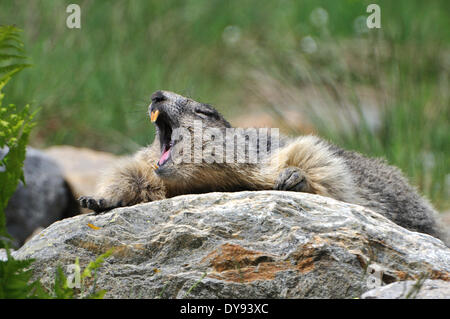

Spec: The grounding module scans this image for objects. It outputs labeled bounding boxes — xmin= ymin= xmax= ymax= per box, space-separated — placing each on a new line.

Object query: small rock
xmin=361 ymin=279 xmax=450 ymax=299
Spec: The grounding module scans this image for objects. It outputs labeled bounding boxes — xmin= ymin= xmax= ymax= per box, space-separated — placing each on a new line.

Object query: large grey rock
xmin=14 ymin=191 xmax=450 ymax=298
xmin=44 ymin=145 xmax=120 ymax=215
xmin=362 ymin=279 xmax=450 ymax=299
xmin=5 ymin=147 xmax=78 ymax=247
xmin=44 ymin=145 xmax=120 ymax=199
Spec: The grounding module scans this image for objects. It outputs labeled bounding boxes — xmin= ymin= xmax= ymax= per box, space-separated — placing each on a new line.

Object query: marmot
xmin=79 ymin=90 xmax=447 ymax=244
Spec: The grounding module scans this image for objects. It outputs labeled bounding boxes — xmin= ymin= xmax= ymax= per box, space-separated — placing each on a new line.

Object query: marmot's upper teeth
xmin=150 ymin=110 xmax=160 ymax=122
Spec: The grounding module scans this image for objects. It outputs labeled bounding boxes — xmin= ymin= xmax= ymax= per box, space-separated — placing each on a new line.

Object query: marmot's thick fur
xmin=79 ymin=90 xmax=447 ymax=244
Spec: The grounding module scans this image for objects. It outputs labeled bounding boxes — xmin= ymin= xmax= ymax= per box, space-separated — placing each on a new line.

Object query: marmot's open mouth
xmin=151 ymin=109 xmax=173 ymax=167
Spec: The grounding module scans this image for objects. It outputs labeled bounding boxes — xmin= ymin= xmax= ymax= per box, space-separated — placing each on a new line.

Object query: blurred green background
xmin=0 ymin=0 xmax=448 ymax=210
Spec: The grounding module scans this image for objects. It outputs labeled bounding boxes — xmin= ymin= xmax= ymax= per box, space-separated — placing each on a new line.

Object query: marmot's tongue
xmin=158 ymin=148 xmax=170 ymax=166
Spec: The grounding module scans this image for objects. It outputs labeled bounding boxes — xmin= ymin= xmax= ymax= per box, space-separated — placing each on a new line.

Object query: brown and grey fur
xmin=79 ymin=90 xmax=448 ymax=244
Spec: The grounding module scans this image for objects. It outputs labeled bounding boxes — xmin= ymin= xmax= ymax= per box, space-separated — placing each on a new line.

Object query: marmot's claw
xmin=275 ymin=167 xmax=307 ymax=192
xmin=78 ymin=196 xmax=109 ymax=213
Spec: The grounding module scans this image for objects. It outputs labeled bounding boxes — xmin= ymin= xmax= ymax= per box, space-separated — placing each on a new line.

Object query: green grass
xmin=0 ymin=0 xmax=448 ymax=209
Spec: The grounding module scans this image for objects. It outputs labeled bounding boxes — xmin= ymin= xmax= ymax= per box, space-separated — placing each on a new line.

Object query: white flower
xmin=354 ymin=15 xmax=369 ymax=34
xmin=300 ymin=36 xmax=317 ymax=54
xmin=222 ymin=25 xmax=241 ymax=45
xmin=310 ymin=7 xmax=329 ymax=28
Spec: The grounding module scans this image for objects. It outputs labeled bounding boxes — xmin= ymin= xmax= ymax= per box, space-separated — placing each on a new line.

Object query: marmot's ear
xmin=194 ymin=103 xmax=219 ymax=119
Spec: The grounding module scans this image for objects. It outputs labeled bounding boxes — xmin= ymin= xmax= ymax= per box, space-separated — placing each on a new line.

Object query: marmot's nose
xmin=151 ymin=90 xmax=166 ymax=103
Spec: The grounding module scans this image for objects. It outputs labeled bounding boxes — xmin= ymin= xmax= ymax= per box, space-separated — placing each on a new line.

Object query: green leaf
xmin=0 ymin=54 xmax=27 ymax=60
xmin=0 ymin=245 xmax=51 ymax=298
xmin=86 ymin=289 xmax=107 ymax=299
xmin=0 ymin=63 xmax=32 ymax=76
xmin=52 ymin=266 xmax=75 ymax=299
xmin=0 ymin=24 xmax=43 ymax=296
xmin=81 ymin=248 xmax=114 ymax=279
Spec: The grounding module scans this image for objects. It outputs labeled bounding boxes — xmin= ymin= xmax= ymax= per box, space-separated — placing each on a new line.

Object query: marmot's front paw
xmin=274 ymin=167 xmax=308 ymax=192
xmin=79 ymin=196 xmax=116 ymax=213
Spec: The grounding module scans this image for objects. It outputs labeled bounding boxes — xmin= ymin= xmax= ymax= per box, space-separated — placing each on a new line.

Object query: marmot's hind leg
xmin=274 ymin=167 xmax=310 ymax=192
xmin=268 ymin=135 xmax=360 ymax=204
